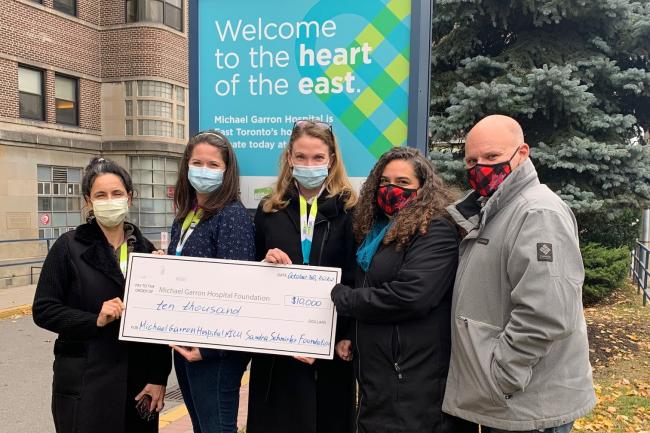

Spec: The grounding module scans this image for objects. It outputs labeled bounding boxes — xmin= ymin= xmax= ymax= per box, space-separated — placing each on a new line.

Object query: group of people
xmin=33 ymin=114 xmax=595 ymax=433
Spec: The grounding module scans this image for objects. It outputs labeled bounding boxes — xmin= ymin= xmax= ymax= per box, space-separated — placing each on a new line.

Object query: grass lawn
xmin=574 ymin=282 xmax=650 ymax=433
xmin=239 ymin=282 xmax=650 ymax=433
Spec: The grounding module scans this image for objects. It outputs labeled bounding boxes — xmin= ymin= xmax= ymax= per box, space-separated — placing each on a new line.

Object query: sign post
xmin=189 ymin=0 xmax=434 ymax=207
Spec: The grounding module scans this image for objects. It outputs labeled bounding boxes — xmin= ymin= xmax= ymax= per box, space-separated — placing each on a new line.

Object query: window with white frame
xmin=37 ymin=165 xmax=83 ymax=239
xmin=138 ymin=80 xmax=173 ymax=99
xmin=124 ymin=80 xmax=186 ymax=140
xmin=18 ymin=66 xmax=44 ymax=121
xmin=130 ymin=156 xmax=179 ymax=237
xmin=55 ymin=75 xmax=78 ymax=126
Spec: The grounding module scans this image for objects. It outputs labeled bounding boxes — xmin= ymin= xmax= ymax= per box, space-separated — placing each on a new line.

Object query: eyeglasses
xmin=292 ymin=119 xmax=334 ymax=138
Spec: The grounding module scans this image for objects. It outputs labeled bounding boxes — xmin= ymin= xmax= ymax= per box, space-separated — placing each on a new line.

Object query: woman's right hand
xmin=96 ymin=297 xmax=125 ymax=327
xmin=264 ymin=248 xmax=292 ymax=264
xmin=336 ymin=339 xmax=353 ymax=361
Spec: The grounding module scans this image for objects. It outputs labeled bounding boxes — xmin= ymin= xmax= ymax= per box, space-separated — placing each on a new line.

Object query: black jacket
xmin=332 ymin=218 xmax=477 ymax=433
xmin=247 ymin=189 xmax=356 ymax=433
xmin=33 ymin=221 xmax=172 ymax=433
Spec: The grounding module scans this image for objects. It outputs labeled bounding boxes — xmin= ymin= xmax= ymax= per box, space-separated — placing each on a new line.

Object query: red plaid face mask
xmin=376 ymin=184 xmax=417 ymax=216
xmin=466 ymin=147 xmax=520 ymax=197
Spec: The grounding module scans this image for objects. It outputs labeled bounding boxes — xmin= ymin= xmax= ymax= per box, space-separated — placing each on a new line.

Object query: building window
xmin=126 ymin=0 xmax=183 ymax=32
xmin=37 ymin=165 xmax=83 ymax=239
xmin=18 ymin=66 xmax=44 ymax=121
xmin=139 ymin=120 xmax=173 ymax=136
xmin=138 ymin=100 xmax=173 ymax=118
xmin=138 ymin=80 xmax=173 ymax=99
xmin=53 ymin=0 xmax=76 ymax=16
xmin=175 ymin=86 xmax=185 ymax=103
xmin=125 ymin=80 xmax=186 ymax=139
xmin=55 ymin=75 xmax=78 ymax=126
xmin=125 ymin=81 xmax=133 ymax=97
xmin=175 ymin=125 xmax=185 ymax=140
xmin=130 ymin=156 xmax=179 ymax=238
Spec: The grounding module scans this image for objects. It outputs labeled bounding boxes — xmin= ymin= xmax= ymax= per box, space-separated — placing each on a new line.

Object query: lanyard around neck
xmin=299 ymin=195 xmax=319 ymax=265
xmin=175 ymin=208 xmax=203 ymax=256
xmin=119 ymin=242 xmax=128 ymax=277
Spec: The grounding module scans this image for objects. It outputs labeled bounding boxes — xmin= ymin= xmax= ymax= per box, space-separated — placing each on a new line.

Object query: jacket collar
xmin=447 ymin=191 xmax=482 ymax=233
xmin=482 ymin=158 xmax=539 ymax=221
xmin=448 ymin=159 xmax=540 ymax=232
xmin=75 ymin=221 xmax=148 ymax=289
xmin=284 ymin=184 xmax=346 ymax=227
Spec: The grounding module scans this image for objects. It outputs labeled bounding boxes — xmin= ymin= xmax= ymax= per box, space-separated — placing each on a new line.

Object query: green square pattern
xmin=368 ymin=134 xmax=395 ymax=158
xmin=385 ymin=54 xmax=409 ymax=84
xmin=354 ymin=23 xmax=384 ymax=51
xmin=372 ymin=7 xmax=401 ymax=35
xmin=399 ymin=109 xmax=408 ymax=124
xmin=340 ymin=105 xmax=367 ymax=132
xmin=384 ymin=118 xmax=408 ymax=145
xmin=369 ymin=71 xmax=399 ymax=100
xmin=325 ymin=63 xmax=354 ymax=79
xmin=387 ymin=0 xmax=411 ymax=21
xmin=354 ymin=88 xmax=383 ymax=117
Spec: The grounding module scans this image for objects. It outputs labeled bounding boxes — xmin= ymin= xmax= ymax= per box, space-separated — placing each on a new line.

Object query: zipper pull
xmin=394 ymin=363 xmax=403 ymax=379
xmin=459 ymin=316 xmax=469 ymax=327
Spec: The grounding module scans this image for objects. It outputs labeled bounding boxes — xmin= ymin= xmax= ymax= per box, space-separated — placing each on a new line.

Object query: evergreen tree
xmin=428 ymin=0 xmax=650 ymax=219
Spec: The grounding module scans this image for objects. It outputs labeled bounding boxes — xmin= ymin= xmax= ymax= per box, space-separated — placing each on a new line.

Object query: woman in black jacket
xmin=331 ymin=148 xmax=477 ymax=433
xmin=247 ymin=120 xmax=357 ymax=433
xmin=33 ymin=157 xmax=171 ymax=433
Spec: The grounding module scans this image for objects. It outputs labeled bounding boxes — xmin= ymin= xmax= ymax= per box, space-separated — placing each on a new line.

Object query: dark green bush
xmin=580 ymin=242 xmax=630 ymax=304
xmin=577 ymin=208 xmax=642 ymax=249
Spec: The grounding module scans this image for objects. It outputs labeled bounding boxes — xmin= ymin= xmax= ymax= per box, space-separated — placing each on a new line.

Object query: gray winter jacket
xmin=441 ymin=159 xmax=596 ymax=431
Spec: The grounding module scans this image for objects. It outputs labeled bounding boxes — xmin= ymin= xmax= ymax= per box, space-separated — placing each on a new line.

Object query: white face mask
xmin=92 ymin=197 xmax=129 ymax=228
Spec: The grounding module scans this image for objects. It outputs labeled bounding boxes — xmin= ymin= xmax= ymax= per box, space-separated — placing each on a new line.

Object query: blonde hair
xmin=262 ymin=123 xmax=357 ymax=212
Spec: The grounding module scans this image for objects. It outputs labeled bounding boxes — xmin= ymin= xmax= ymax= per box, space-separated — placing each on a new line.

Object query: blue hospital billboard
xmin=189 ymin=0 xmax=433 ymax=207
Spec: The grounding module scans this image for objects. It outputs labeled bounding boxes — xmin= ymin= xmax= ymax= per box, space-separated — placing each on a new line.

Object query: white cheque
xmin=119 ymin=253 xmax=340 ymax=359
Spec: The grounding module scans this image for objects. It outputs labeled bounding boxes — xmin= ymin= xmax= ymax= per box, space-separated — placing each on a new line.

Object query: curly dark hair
xmin=353 ymin=147 xmax=459 ymax=250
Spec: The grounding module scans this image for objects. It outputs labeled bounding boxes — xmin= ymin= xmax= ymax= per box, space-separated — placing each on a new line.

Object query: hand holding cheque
xmin=119 ymin=253 xmax=340 ymax=359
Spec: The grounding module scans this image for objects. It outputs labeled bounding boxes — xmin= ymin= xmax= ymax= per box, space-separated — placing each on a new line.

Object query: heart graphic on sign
xmin=296 ymin=0 xmax=412 ymax=159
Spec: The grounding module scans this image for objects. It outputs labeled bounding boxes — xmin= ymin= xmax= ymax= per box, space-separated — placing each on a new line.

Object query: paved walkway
xmin=0 ymin=284 xmax=250 ymax=433
xmin=160 ymin=371 xmax=249 ymax=432
xmin=0 ymin=284 xmax=35 ymax=319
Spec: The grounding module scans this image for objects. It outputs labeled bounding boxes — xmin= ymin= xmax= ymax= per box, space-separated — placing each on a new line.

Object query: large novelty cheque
xmin=119 ymin=254 xmax=340 ymax=359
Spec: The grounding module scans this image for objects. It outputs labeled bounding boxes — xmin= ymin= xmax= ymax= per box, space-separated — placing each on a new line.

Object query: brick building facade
xmin=0 ymin=0 xmax=189 ymax=286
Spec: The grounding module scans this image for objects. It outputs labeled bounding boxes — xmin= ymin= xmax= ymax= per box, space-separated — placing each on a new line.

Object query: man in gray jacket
xmin=442 ymin=115 xmax=596 ymax=432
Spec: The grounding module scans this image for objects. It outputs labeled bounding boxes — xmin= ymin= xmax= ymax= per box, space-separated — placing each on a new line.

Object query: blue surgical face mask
xmin=188 ymin=166 xmax=224 ymax=193
xmin=292 ymin=164 xmax=329 ymax=190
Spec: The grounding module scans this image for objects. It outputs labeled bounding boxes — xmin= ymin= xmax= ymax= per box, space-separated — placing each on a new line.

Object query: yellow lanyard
xmin=299 ymin=195 xmax=319 ymax=265
xmin=175 ymin=208 xmax=203 ymax=256
xmin=119 ymin=242 xmax=128 ymax=277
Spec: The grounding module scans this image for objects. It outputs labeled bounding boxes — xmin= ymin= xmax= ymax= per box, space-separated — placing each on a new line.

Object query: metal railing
xmin=0 ymin=238 xmax=55 ymax=288
xmin=0 ymin=237 xmax=55 ymax=249
xmin=630 ymin=240 xmax=650 ymax=306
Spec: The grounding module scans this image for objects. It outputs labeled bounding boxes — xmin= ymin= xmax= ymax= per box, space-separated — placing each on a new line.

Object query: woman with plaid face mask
xmin=330 ymin=147 xmax=478 ymax=433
